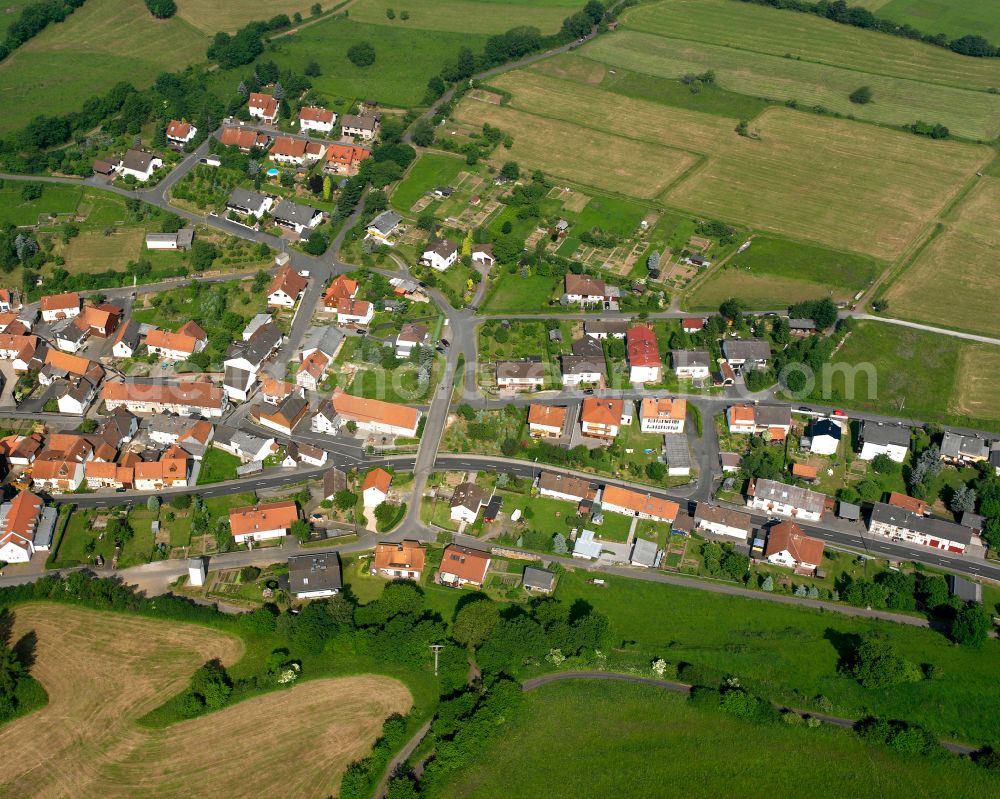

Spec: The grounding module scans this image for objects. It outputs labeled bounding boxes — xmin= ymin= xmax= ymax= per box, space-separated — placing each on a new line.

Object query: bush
xmin=347 ymin=42 xmax=376 ymax=67
xmin=849 ymin=85 xmax=873 ymax=104
xmin=144 ymin=0 xmax=177 ymax=18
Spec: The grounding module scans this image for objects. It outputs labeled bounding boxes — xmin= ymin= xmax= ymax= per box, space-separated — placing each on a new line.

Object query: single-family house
xmin=166 ymin=120 xmax=197 ymax=146
xmin=299 ymin=105 xmax=336 ymax=133
xmin=581 ymin=397 xmax=630 ymax=441
xmin=395 ymin=323 xmax=429 ymax=358
xmin=253 ymin=394 xmax=310 ymax=436
xmin=765 ymin=521 xmax=824 ymax=575
xmin=438 ymin=544 xmax=491 ymax=587
xmin=145 ymin=321 xmax=208 ymax=362
xmin=537 ymin=471 xmax=596 ymax=503
xmin=40 ymin=292 xmax=80 ymax=322
xmin=218 ymin=127 xmax=270 ymax=151
xmin=267 ymin=265 xmax=308 ymax=309
xmin=858 ymin=421 xmax=910 ymax=463
xmin=867 ymin=502 xmax=971 ymax=554
xmin=271 ymin=199 xmax=323 ymax=234
xmin=602 ymin=485 xmax=679 ymax=523
xmin=694 ymin=503 xmax=752 ymax=540
xmin=81 ymin=304 xmax=121 ymax=337
xmin=268 ymin=135 xmax=326 ymax=165
xmin=362 ymin=467 xmax=392 ymax=507
xmin=672 ymin=350 xmax=710 ymax=380
xmin=940 ymin=431 xmax=991 ymax=466
xmin=560 ymin=355 xmax=603 ymax=387
xmin=630 ymin=538 xmax=660 ymax=568
xmin=496 ymin=360 xmax=546 ymax=391
xmin=112 ymin=319 xmax=141 ymax=358
xmin=421 ymin=239 xmax=459 ymax=272
xmin=747 ymin=478 xmax=825 ymax=522
xmin=727 ymin=404 xmax=757 ymax=435
xmin=323 ymin=275 xmax=358 ymax=311
xmin=229 ymin=500 xmax=299 ymax=544
xmin=336 ymin=297 xmax=374 ymax=327
xmin=450 ymin=482 xmax=491 ymax=524
xmin=324 ymin=143 xmax=370 ymax=175
xmin=341 ymin=113 xmax=379 ymax=140
xmin=120 ymin=149 xmax=162 ymax=182
xmin=248 ymin=92 xmax=279 ymax=124
xmin=627 ymin=324 xmax=661 ymax=383
xmin=806 ymin=419 xmax=842 ymax=456
xmin=52 ymin=318 xmax=90 ymax=353
xmin=289 ymin=553 xmax=342 ymax=599
xmin=682 ymin=318 xmax=705 ymax=334
xmin=722 ymin=339 xmax=771 ymax=373
xmin=585 ymin=320 xmax=628 ymax=339
xmin=226 ymin=188 xmax=272 ymax=219
xmin=133 ymin=446 xmax=189 ymax=490
xmin=565 ymin=274 xmax=611 ymax=306
xmin=296 ymin=349 xmax=332 ymax=391
xmin=372 ymin=540 xmax=426 ymax=581
xmin=639 ymin=397 xmax=686 ymax=434
xmin=366 ymin=210 xmax=402 ymax=244
xmin=528 ymin=404 xmax=567 ymax=439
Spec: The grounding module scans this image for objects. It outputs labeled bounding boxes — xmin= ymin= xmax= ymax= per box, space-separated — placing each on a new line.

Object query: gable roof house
xmin=868 ymin=502 xmax=972 ymax=554
xmin=537 ymin=471 xmax=597 ymax=504
xmin=323 ymin=275 xmax=359 ymax=311
xmin=496 ymin=360 xmax=546 ymax=391
xmin=858 ymin=421 xmax=910 ymax=463
xmin=565 ymin=274 xmax=613 ymax=306
xmin=268 ymin=135 xmax=326 ymax=166
xmin=218 ymin=126 xmax=270 ymax=151
xmin=40 ymin=292 xmax=80 ymax=322
xmin=580 ymin=397 xmax=630 ymax=441
xmin=395 ymin=322 xmax=429 ymax=358
xmin=145 ymin=321 xmax=208 ymax=362
xmin=336 ymin=297 xmax=374 ymax=327
xmin=101 ymin=379 xmax=227 ymax=418
xmin=252 ymin=394 xmax=309 ymax=436
xmin=248 ymin=92 xmax=279 ymax=123
xmin=765 ymin=521 xmax=824 ymax=575
xmin=522 ymin=566 xmax=557 ymax=593
xmin=271 ymin=199 xmax=323 ymax=235
xmin=166 ymin=119 xmax=197 ymax=145
xmin=341 ymin=113 xmax=379 ymax=140
xmin=267 ymin=265 xmax=309 ymax=308
xmin=585 ymin=319 xmax=628 ymax=339
xmin=747 ymin=478 xmax=825 ymax=522
xmin=421 ymin=239 xmax=459 ymax=272
xmin=52 ymin=317 xmax=90 ymax=353
xmin=229 ymin=500 xmax=298 ymax=544
xmin=362 ymin=467 xmax=393 ymax=508
xmin=133 ymin=446 xmax=190 ymax=490
xmin=806 ymin=418 xmax=843 ymax=456
xmin=601 ymin=485 xmax=679 ymax=524
xmin=372 ymin=540 xmax=426 ymax=581
xmin=299 ymin=105 xmax=336 ymax=133
xmin=694 ymin=503 xmax=752 ymax=540
xmin=528 ymin=404 xmax=567 ymax=439
xmin=326 ymin=390 xmax=421 ymax=438
xmin=639 ymin=397 xmax=686 ymax=434
xmin=672 ymin=349 xmax=711 ymax=379
xmin=366 ymin=210 xmax=403 ymax=244
xmin=0 ymin=491 xmax=54 ymax=563
xmin=289 ymin=552 xmax=343 ymax=599
xmin=449 ymin=482 xmax=491 ymax=524
xmin=324 ymin=143 xmax=371 ymax=175
xmin=438 ymin=544 xmax=491 ymax=588
xmin=940 ymin=431 xmax=991 ymax=466
xmin=296 ymin=350 xmax=332 ymax=392
xmin=560 ymin=355 xmax=604 ymax=387
xmin=627 ymin=324 xmax=662 ymax=384
xmin=39 ymin=349 xmax=102 ymax=386
xmin=722 ymin=339 xmax=771 ymax=372
xmin=111 ymin=319 xmax=142 ymax=359
xmin=120 ymin=149 xmax=163 ymax=182
xmin=226 ymin=188 xmax=272 ymax=219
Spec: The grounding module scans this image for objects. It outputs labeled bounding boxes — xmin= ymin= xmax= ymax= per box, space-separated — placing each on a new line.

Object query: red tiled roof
xmin=627 ymin=324 xmax=660 ymax=368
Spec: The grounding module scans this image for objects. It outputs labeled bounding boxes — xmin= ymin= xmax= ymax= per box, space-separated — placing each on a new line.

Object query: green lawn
xmin=348 ymin=0 xmax=577 ymax=36
xmin=392 ymin=153 xmax=470 ymax=212
xmin=49 ymin=510 xmax=117 ymax=568
xmin=553 ymin=569 xmax=1000 ymax=745
xmin=687 ymin=236 xmax=882 ymax=310
xmin=497 ymin=491 xmax=580 ymax=534
xmin=573 ymin=195 xmax=647 ymax=237
xmin=481 ymin=272 xmax=563 ymax=313
xmin=437 ymin=681 xmax=1000 ymax=798
xmin=0 ymin=182 xmax=83 ymax=226
xmin=196 ymin=446 xmax=241 ymax=485
xmin=873 ymin=0 xmax=1000 ymax=46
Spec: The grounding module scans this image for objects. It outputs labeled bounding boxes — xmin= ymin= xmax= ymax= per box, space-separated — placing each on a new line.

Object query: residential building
xmin=288 ymin=553 xmax=342 ymax=599
xmin=694 ymin=503 xmax=752 ymax=540
xmin=341 ymin=113 xmax=379 ymax=140
xmin=765 ymin=521 xmax=824 ymax=575
xmin=372 ymin=540 xmax=426 ymax=581
xmin=0 ymin=492 xmax=55 ymax=563
xmin=248 ymin=92 xmax=279 ymax=124
xmin=268 ymin=135 xmax=326 ymax=165
xmin=336 ymin=297 xmax=374 ymax=326
xmin=212 ymin=427 xmax=275 ymax=463
xmin=940 ymin=431 xmax=991 ymax=466
xmin=226 ymin=188 xmax=272 ymax=219
xmin=450 ymin=482 xmax=491 ymax=524
xmin=145 ymin=321 xmax=208 ymax=362
xmin=867 ymin=502 xmax=972 ymax=554
xmin=80 ymin=304 xmax=121 ymax=338
xmin=585 ymin=319 xmax=627 ymax=339
xmin=565 ymin=274 xmax=612 ymax=306
xmin=218 ymin=127 xmax=270 ymax=151
xmin=271 ymin=199 xmax=323 ymax=234
xmin=887 ymin=491 xmax=928 ymax=516
xmin=299 ymin=325 xmax=345 ymax=362
xmin=365 ymin=210 xmax=402 ymax=244
xmin=727 ymin=404 xmax=757 ymax=435
xmin=572 ymin=529 xmax=604 ymax=560
xmin=296 ymin=350 xmax=331 ymax=392
xmin=471 ymin=243 xmax=495 ymax=268
xmin=722 ymin=339 xmax=771 ymax=372
xmin=323 ymin=275 xmax=359 ymax=311
xmin=522 ymin=567 xmax=556 ymax=593
xmin=267 ymin=265 xmax=308 ymax=309
xmin=726 ymin=404 xmax=792 ymax=439
xmin=362 ymin=467 xmax=392 ymax=508
xmin=682 ymin=318 xmax=705 ymax=334
xmin=672 ymin=350 xmax=710 ymax=380
xmin=395 ymin=323 xmax=429 ymax=358
xmin=31 ymin=459 xmax=85 ymax=492
xmin=40 ymin=349 xmax=102 ymax=386
xmin=496 ymin=360 xmax=546 ymax=391
xmin=134 ymin=446 xmax=189 ymax=490
xmin=55 ymin=375 xmax=98 ymax=414
xmin=53 ymin=317 xmax=90 ymax=353
xmin=166 ymin=120 xmax=197 ymax=146
xmin=627 ymin=324 xmax=661 ymax=383
xmin=537 ymin=471 xmax=596 ymax=504
xmin=528 ymin=404 xmax=567 ymax=439
xmin=806 ymin=419 xmax=843 ymax=456
xmin=560 ymin=355 xmax=604 ymax=387
xmin=420 ymin=240 xmax=458 ymax=271
xmin=111 ymin=320 xmax=141 ymax=358
xmin=120 ymin=149 xmax=162 ymax=182
xmin=630 ymin=538 xmax=660 ymax=568
xmin=601 ymin=485 xmax=679 ymax=523
xmin=101 ymin=380 xmax=227 ymax=418
xmin=253 ymin=394 xmax=309 ymax=436
xmin=580 ymin=397 xmax=629 ymax=441
xmin=747 ymin=478 xmax=825 ymax=522
xmin=0 ymin=434 xmax=42 ymax=467
xmin=40 ymin=292 xmax=80 ymax=322
xmin=324 ymin=143 xmax=371 ymax=175
xmin=639 ymin=397 xmax=686 ymax=434
xmin=326 ymin=390 xmax=420 ymax=437
xmin=858 ymin=421 xmax=910 ymax=463
xmin=438 ymin=544 xmax=491 ymax=587
xmin=299 ymin=106 xmax=336 ymax=134
xmin=229 ymin=500 xmax=299 ymax=544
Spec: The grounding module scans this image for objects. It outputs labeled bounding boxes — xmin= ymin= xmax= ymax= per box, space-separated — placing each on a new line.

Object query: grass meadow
xmin=0 ymin=182 xmax=83 ymax=226
xmin=811 ymin=321 xmax=1000 ymax=432
xmin=473 ymin=68 xmax=990 ymax=259
xmin=0 ymin=0 xmax=208 ymax=134
xmin=347 ymin=0 xmax=577 ymax=35
xmin=862 ymin=0 xmax=1000 ymax=45
xmin=687 ymin=236 xmax=882 ymax=310
xmin=437 ymin=681 xmax=1000 ymax=798
xmin=173 ymin=0 xmax=319 ymax=34
xmin=391 ymin=153 xmax=469 ymax=212
xmin=885 ymin=176 xmax=1000 ymax=338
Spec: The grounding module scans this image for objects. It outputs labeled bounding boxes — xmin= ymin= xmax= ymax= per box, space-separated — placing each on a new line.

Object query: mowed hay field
xmin=583 ymin=29 xmax=1000 ymax=140
xmin=452 ymin=98 xmax=700 ymax=198
xmin=0 ymin=604 xmax=411 ymax=799
xmin=0 ymin=0 xmax=208 ymax=134
xmin=952 ymin=344 xmax=1000 ymax=424
xmin=863 ymin=0 xmax=1000 ymax=45
xmin=348 ymin=0 xmax=578 ymax=35
xmin=476 ymin=69 xmax=990 ymax=259
xmin=885 ymin=177 xmax=1000 ymax=337
xmin=439 ymin=681 xmax=1000 ymax=799
xmin=173 ymin=0 xmax=319 ymax=34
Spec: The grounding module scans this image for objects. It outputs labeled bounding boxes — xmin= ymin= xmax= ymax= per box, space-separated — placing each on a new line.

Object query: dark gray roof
xmin=630 ymin=538 xmax=659 ymax=567
xmin=342 ymin=113 xmax=378 ymax=132
xmin=288 ymin=552 xmax=342 ymax=595
xmin=496 ymin=360 xmax=546 ymax=381
xmin=837 ymin=501 xmax=861 ymax=520
xmin=861 ymin=421 xmax=910 ymax=448
xmin=224 ymin=366 xmax=253 ymax=391
xmin=122 ymin=149 xmax=158 ymax=173
xmin=572 ymin=336 xmax=603 ymax=358
xmin=560 ymin=355 xmax=604 ymax=376
xmin=425 ymin=239 xmax=458 ymax=258
xmin=662 ymin=433 xmax=691 ymax=468
xmin=959 ymin=512 xmax=985 ymax=531
xmin=522 ymin=566 xmax=556 ymax=591
xmin=323 ymin=467 xmax=348 ymax=499
xmin=751 ymin=478 xmax=825 ymax=514
xmin=450 ymin=481 xmax=487 ymax=512
xmin=226 ymin=321 xmax=282 ymax=367
xmin=723 ymin=338 xmax=771 ymax=362
xmin=811 ymin=419 xmax=842 ymax=440
xmin=788 ymin=318 xmax=816 ymax=330
xmin=948 ymin=574 xmax=982 ymax=603
xmin=272 ymin=199 xmax=321 ymax=226
xmin=368 ymin=210 xmax=402 ymax=235
xmin=672 ymin=350 xmax=710 ymax=368
xmin=868 ymin=502 xmax=972 ymax=546
xmin=941 ymin=431 xmax=990 ymax=461
xmin=227 ymin=187 xmax=269 ymax=210
xmin=585 ymin=319 xmax=628 ymax=336
xmin=755 ymin=405 xmax=791 ymax=428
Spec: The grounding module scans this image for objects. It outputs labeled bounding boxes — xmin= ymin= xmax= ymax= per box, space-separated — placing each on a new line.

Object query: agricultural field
xmin=0 ymin=0 xmax=209 ymax=134
xmin=860 ymin=0 xmax=1000 ymax=45
xmin=813 ymin=321 xmax=1000 ymax=432
xmin=0 ymin=604 xmax=411 ymax=798
xmin=472 ymin=68 xmax=990 ymax=259
xmin=173 ymin=0 xmax=319 ymax=34
xmin=392 ymin=153 xmax=470 ymax=212
xmin=348 ymin=0 xmax=578 ymax=35
xmin=687 ymin=236 xmax=882 ymax=310
xmin=438 ymin=681 xmax=1000 ymax=799
xmin=223 ymin=16 xmax=489 ymax=108
xmin=884 ymin=177 xmax=1000 ymax=337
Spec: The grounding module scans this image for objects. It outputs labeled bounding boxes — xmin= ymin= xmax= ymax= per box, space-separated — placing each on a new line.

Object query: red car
xmin=833 ymin=409 xmax=848 ymax=417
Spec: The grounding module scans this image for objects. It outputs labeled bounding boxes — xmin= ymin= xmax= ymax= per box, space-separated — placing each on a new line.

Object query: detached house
xmin=420 ymin=239 xmax=458 ymax=272
xmin=627 ymin=324 xmax=661 ymax=384
xmin=858 ymin=421 xmax=910 ymax=463
xmin=226 ymin=188 xmax=272 ymax=219
xmin=362 ymin=467 xmax=392 ymax=508
xmin=229 ymin=501 xmax=298 ymax=545
xmin=267 ymin=265 xmax=308 ymax=309
xmin=747 ymin=478 xmax=824 ymax=522
xmin=120 ymin=149 xmax=162 ymax=182
xmin=528 ymin=404 xmax=567 ymax=439
xmin=806 ymin=419 xmax=843 ymax=456
xmin=560 ymin=355 xmax=604 ymax=387
xmin=145 ymin=321 xmax=208 ymax=362
xmin=372 ymin=540 xmax=426 ymax=581
xmin=366 ymin=210 xmax=402 ymax=244
xmin=439 ymin=544 xmax=491 ymax=588
xmin=867 ymin=502 xmax=972 ymax=554
xmin=166 ymin=120 xmax=197 ymax=146
xmin=248 ymin=92 xmax=279 ymax=124
xmin=341 ymin=113 xmax=379 ymax=140
xmin=722 ymin=339 xmax=771 ymax=373
xmin=268 ymin=136 xmax=326 ymax=166
xmin=672 ymin=350 xmax=710 ymax=380
xmin=323 ymin=275 xmax=358 ymax=312
xmin=289 ymin=552 xmax=342 ymax=599
xmin=765 ymin=521 xmax=824 ymax=575
xmin=218 ymin=127 xmax=270 ymax=151
xmin=565 ymin=274 xmax=611 ymax=306
xmin=601 ymin=485 xmax=679 ymax=524
xmin=299 ymin=105 xmax=336 ymax=133
xmin=395 ymin=323 xmax=428 ymax=358
xmin=581 ymin=397 xmax=630 ymax=441
xmin=40 ymin=292 xmax=80 ymax=322
xmin=271 ymin=199 xmax=323 ymax=235
xmin=496 ymin=360 xmax=545 ymax=391
xmin=0 ymin=491 xmax=55 ymax=564
xmin=537 ymin=471 xmax=596 ymax=504
xmin=336 ymin=297 xmax=374 ymax=327
xmin=450 ymin=482 xmax=491 ymax=524
xmin=639 ymin=397 xmax=686 ymax=434
xmin=296 ymin=349 xmax=332 ymax=391
xmin=324 ymin=143 xmax=371 ymax=175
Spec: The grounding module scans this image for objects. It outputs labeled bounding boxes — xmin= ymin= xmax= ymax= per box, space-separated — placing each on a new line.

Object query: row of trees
xmin=0 ymin=0 xmax=87 ymax=62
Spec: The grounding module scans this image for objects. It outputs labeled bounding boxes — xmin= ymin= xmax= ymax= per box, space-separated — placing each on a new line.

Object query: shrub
xmin=347 ymin=42 xmax=376 ymax=67
xmin=849 ymin=86 xmax=873 ymax=104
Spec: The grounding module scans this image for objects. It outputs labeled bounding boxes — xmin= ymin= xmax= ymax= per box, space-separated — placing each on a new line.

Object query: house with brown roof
xmin=229 ymin=500 xmax=299 ymax=544
xmin=31 ymin=457 xmax=86 ymax=493
xmin=299 ymin=106 xmax=336 ymax=133
xmin=40 ymin=292 xmax=80 ymax=323
xmin=267 ymin=265 xmax=308 ymax=308
xmin=639 ymin=397 xmax=686 ymax=434
xmin=341 ymin=113 xmax=379 ymax=140
xmin=218 ymin=127 xmax=270 ymax=151
xmin=101 ymin=379 xmax=227 ymax=418
xmin=496 ymin=360 xmax=546 ymax=391
xmin=528 ymin=404 xmax=567 ymax=439
xmin=450 ymin=482 xmax=491 ymax=524
xmin=253 ymin=394 xmax=309 ymax=436
xmin=537 ymin=471 xmax=596 ymax=503
xmin=0 ymin=434 xmax=42 ymax=466
xmin=694 ymin=503 xmax=752 ymax=540
xmin=395 ymin=322 xmax=429 ymax=358
xmin=324 ymin=143 xmax=371 ymax=175
xmin=765 ymin=521 xmax=824 ymax=575
xmin=601 ymin=485 xmax=679 ymax=524
xmin=317 ymin=391 xmax=421 ymax=438
xmin=39 ymin=349 xmax=102 ymax=386
xmin=81 ymin=303 xmax=121 ymax=337
xmin=438 ymin=544 xmax=491 ymax=588
xmin=362 ymin=467 xmax=392 ymax=507
xmin=166 ymin=119 xmax=197 ymax=146
xmin=296 ymin=350 xmax=331 ymax=392
xmin=420 ymin=239 xmax=459 ymax=272
xmin=372 ymin=540 xmax=426 ymax=581
xmin=145 ymin=321 xmax=208 ymax=362
xmin=120 ymin=149 xmax=163 ymax=182
xmin=248 ymin=92 xmax=279 ymax=124
xmin=336 ymin=297 xmax=374 ymax=327
xmin=564 ymin=274 xmax=610 ymax=306
xmin=580 ymin=397 xmax=630 ymax=441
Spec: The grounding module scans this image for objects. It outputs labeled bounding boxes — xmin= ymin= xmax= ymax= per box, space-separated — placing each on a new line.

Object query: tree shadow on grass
xmin=823 ymin=627 xmax=862 ymax=673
